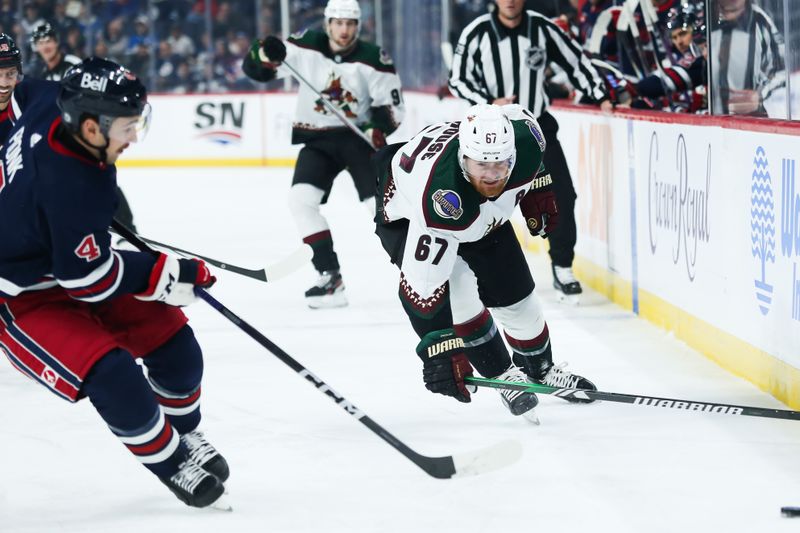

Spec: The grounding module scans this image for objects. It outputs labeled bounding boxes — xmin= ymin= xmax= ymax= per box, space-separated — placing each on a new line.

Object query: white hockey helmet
xmin=458 ymin=104 xmax=516 ymax=180
xmin=324 ymin=0 xmax=361 ymax=22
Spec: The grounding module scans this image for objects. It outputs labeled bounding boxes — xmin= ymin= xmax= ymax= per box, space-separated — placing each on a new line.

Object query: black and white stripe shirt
xmin=709 ymin=5 xmax=786 ymax=116
xmin=449 ymin=9 xmax=607 ymax=118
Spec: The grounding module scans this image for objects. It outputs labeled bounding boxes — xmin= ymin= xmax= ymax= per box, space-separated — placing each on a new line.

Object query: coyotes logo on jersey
xmin=315 ymin=74 xmax=358 ymax=118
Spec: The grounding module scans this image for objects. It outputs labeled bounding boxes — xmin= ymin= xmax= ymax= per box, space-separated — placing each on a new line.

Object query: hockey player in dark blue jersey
xmin=0 ymin=57 xmax=230 ymax=510
xmin=0 ymin=33 xmax=139 ymax=232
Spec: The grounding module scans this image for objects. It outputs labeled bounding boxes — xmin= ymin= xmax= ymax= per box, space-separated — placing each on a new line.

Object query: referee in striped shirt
xmin=449 ymin=0 xmax=611 ymax=300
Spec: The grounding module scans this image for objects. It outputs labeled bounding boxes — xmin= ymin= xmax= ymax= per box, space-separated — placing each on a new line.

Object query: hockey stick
xmin=111 ymin=222 xmax=312 ymax=283
xmin=281 ymin=59 xmax=376 ymax=150
xmin=113 ymin=220 xmax=522 ymax=479
xmin=465 ymin=376 xmax=800 ymax=422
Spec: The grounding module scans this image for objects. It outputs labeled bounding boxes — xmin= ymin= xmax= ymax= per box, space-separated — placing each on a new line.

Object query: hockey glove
xmin=520 ymin=174 xmax=559 ymax=238
xmin=416 ymin=329 xmax=474 ymax=403
xmin=135 ymin=253 xmax=217 ymax=307
xmin=364 ymin=128 xmax=387 ymax=149
xmin=260 ymin=36 xmax=286 ymax=65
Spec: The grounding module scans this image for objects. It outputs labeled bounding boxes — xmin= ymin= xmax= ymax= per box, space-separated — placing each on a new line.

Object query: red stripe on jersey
xmin=65 ymin=254 xmax=121 ymax=298
xmin=47 ymin=117 xmax=107 ymax=168
xmin=136 ymin=253 xmax=168 ymax=299
xmin=0 ymin=333 xmax=79 ymax=399
xmin=664 ymin=68 xmax=686 ymax=91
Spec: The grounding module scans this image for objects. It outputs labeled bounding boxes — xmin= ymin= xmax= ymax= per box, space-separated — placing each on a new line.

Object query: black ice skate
xmin=533 ymin=362 xmax=596 ymax=404
xmin=160 ymin=460 xmax=229 ymax=510
xmin=495 ymin=367 xmax=539 ymax=423
xmin=305 ymin=269 xmax=347 ymax=309
xmin=181 ymin=430 xmax=229 ymax=482
xmin=552 ymin=264 xmax=582 ymax=304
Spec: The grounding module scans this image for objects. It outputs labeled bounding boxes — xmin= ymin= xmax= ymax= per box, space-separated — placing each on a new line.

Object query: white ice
xmin=2 ymin=167 xmax=800 ymax=532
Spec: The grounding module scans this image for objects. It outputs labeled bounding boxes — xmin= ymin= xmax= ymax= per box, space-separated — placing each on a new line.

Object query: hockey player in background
xmin=242 ymin=0 xmax=404 ymax=308
xmin=374 ymin=103 xmax=596 ymax=421
xmin=0 ymin=57 xmax=228 ymax=509
xmin=28 ymin=22 xmax=81 ymax=82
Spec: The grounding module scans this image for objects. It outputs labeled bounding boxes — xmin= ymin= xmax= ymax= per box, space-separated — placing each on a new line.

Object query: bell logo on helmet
xmin=80 ymin=72 xmax=108 ymax=92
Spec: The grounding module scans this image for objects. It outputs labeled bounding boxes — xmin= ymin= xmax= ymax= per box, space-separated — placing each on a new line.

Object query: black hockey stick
xmin=113 ymin=220 xmax=522 ymax=479
xmin=111 ymin=223 xmax=311 ymax=283
xmin=466 ymin=376 xmax=800 ymax=422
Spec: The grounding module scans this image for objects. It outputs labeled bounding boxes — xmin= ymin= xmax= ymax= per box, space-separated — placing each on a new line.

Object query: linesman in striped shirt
xmin=449 ymin=0 xmax=611 ymax=301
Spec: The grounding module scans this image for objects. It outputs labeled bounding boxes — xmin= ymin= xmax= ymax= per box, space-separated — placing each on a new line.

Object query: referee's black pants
xmin=538 ymin=111 xmax=577 ymax=268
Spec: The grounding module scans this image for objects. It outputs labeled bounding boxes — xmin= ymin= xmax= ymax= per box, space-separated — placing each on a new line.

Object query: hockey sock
xmin=454 ymin=309 xmax=512 ymax=379
xmin=507 ymin=324 xmax=553 ymax=380
xmin=83 ymin=349 xmax=187 ymax=478
xmin=142 ymin=325 xmax=203 ymax=434
xmin=303 ymin=230 xmax=340 ymax=272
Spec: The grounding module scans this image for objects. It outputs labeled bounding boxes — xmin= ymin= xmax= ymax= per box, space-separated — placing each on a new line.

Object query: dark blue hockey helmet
xmin=0 ymin=33 xmax=22 ymax=73
xmin=58 ymin=57 xmax=150 ymax=139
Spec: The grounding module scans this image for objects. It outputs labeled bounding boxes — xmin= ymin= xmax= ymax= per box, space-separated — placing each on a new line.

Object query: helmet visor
xmin=106 ymin=102 xmax=151 ymax=143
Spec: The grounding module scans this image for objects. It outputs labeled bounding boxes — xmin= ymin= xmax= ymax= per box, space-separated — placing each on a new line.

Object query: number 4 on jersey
xmin=74 ymin=234 xmax=101 ymax=262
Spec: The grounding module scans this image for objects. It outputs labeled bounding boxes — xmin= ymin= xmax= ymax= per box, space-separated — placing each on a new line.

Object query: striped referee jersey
xmin=709 ymin=5 xmax=786 ymax=115
xmin=449 ymin=9 xmax=608 ymax=118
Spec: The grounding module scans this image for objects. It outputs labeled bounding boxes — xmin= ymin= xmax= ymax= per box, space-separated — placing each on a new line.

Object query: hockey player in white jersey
xmin=374 ymin=104 xmax=596 ymax=420
xmin=242 ymin=0 xmax=404 ymax=308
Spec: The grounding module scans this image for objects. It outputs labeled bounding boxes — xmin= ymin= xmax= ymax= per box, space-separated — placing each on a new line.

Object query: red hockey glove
xmin=520 ymin=174 xmax=560 ymax=238
xmin=363 ymin=127 xmax=386 ymax=149
xmin=416 ymin=329 xmax=474 ymax=403
xmin=136 ymin=253 xmax=217 ymax=307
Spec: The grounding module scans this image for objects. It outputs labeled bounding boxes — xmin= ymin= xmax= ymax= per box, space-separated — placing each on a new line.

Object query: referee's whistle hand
xmin=492 ymin=95 xmax=517 ymax=105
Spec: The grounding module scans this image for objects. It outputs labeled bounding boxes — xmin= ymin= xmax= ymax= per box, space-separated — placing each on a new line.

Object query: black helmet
xmin=30 ymin=22 xmax=57 ymax=44
xmin=666 ymin=9 xmax=697 ymax=31
xmin=58 ymin=57 xmax=148 ymax=136
xmin=0 ymin=33 xmax=21 ymax=72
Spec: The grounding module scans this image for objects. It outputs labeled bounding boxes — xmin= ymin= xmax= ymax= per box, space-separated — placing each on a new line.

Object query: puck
xmin=781 ymin=506 xmax=800 ymax=517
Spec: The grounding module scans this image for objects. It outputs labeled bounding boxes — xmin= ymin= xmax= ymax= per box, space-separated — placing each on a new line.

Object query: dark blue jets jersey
xmin=0 ymin=93 xmax=156 ymax=302
xmin=0 ymin=78 xmax=60 ymax=146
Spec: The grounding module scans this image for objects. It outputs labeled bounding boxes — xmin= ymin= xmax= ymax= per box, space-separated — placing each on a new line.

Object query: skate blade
xmin=522 ymin=409 xmax=540 ymax=425
xmin=306 ymin=293 xmax=348 ymax=309
xmin=209 ymin=493 xmax=233 ymax=512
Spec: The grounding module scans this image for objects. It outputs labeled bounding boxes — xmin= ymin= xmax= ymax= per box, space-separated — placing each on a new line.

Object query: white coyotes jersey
xmin=274 ymin=30 xmax=404 ymax=131
xmin=383 ymin=115 xmax=545 ymax=301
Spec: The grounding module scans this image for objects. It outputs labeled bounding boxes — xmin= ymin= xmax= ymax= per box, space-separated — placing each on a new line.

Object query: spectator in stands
xmin=127 ymin=41 xmax=152 ymax=86
xmin=167 ymin=23 xmax=195 ymax=57
xmin=63 ymin=25 xmax=86 ymax=57
xmin=102 ymin=16 xmax=129 ymax=64
xmin=128 ymin=15 xmax=155 ymax=54
xmin=155 ymin=39 xmax=180 ymax=91
xmin=709 ymin=0 xmax=785 ymax=116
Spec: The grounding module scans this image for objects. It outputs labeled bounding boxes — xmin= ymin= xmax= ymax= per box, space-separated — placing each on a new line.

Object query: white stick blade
xmin=264 ymin=244 xmax=313 ymax=281
xmin=452 ymin=439 xmax=523 ymax=478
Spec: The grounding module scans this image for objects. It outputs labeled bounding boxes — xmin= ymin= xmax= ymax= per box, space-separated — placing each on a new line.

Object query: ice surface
xmin=2 ymin=167 xmax=800 ymax=532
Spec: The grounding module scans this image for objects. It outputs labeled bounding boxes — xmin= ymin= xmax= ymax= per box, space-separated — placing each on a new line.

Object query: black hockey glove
xmin=261 ymin=36 xmax=286 ymax=64
xmin=416 ymin=329 xmax=474 ymax=403
xmin=520 ymin=174 xmax=559 ymax=238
